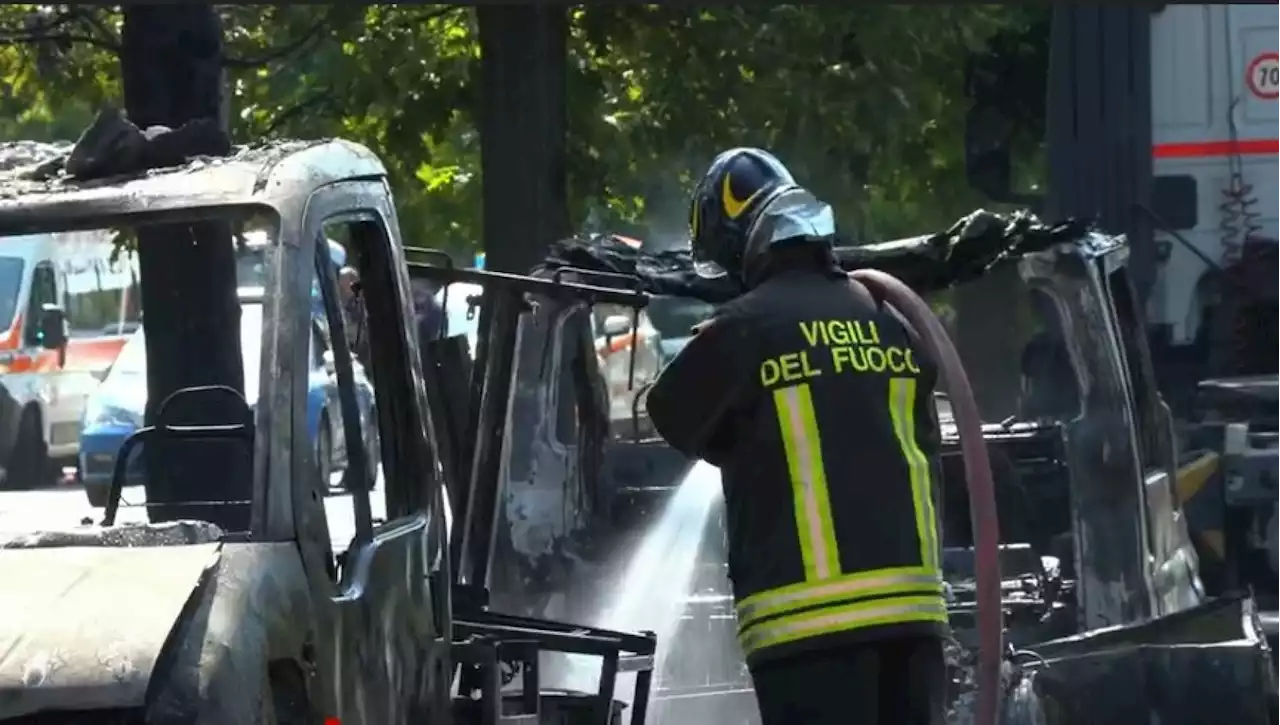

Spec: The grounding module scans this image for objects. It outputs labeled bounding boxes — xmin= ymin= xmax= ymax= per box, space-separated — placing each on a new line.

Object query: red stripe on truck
xmin=1153 ymin=138 xmax=1279 ymax=159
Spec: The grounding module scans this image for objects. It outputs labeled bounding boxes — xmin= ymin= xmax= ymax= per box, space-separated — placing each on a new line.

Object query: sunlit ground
xmin=0 ymin=468 xmax=386 ymax=557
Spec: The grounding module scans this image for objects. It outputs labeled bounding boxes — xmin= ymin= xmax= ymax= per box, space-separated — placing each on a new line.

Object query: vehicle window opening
xmin=1151 ymin=175 xmax=1199 ymax=232
xmin=87 ymin=211 xmax=278 ymax=533
xmin=311 ymin=233 xmax=375 ymax=568
xmin=327 ymin=215 xmax=438 ymax=526
xmin=60 ymin=249 xmax=141 ymax=339
xmin=0 ymin=256 xmax=25 ymax=334
xmin=1019 ymin=286 xmax=1082 ymax=421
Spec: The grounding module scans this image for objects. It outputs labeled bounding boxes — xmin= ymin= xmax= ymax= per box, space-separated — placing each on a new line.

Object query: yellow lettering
xmin=799 ymin=350 xmax=821 ymax=378
xmin=906 ymin=349 xmax=921 ymax=374
xmin=865 ymin=346 xmax=887 ymax=372
xmin=779 ymin=353 xmax=804 ymax=382
xmin=847 ymin=347 xmax=868 ymax=372
xmin=844 ymin=320 xmax=861 ymax=346
xmin=853 ymin=320 xmax=880 ymax=345
xmin=827 ymin=320 xmax=851 ymax=346
xmin=831 ymin=346 xmax=853 ymax=374
xmin=779 ymin=353 xmax=800 ymax=381
xmin=886 ymin=347 xmax=905 ymax=373
xmin=799 ymin=321 xmax=822 ymax=347
xmin=760 ymin=358 xmax=781 ymax=386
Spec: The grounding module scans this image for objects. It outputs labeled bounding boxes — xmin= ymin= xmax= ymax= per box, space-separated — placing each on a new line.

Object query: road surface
xmin=0 ymin=480 xmax=385 ymax=555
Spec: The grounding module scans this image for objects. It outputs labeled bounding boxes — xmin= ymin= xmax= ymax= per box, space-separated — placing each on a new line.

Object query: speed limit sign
xmin=1246 ymin=52 xmax=1279 ymax=100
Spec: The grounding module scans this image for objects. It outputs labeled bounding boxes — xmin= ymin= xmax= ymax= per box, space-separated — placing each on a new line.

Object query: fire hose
xmin=850 ymin=269 xmax=1004 ymax=725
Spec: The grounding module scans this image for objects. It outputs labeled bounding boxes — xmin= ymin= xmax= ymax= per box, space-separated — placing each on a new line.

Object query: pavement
xmin=0 ymin=474 xmax=386 ymax=556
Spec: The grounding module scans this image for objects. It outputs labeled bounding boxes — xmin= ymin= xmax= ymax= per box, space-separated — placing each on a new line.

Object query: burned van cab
xmin=0 ymin=133 xmax=448 ymax=723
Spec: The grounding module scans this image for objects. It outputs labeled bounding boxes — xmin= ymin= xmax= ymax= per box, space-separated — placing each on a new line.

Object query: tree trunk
xmin=477 ymin=5 xmax=570 ymax=273
xmin=120 ymin=5 xmax=248 ymax=529
xmin=475 ymin=6 xmax=570 ymax=608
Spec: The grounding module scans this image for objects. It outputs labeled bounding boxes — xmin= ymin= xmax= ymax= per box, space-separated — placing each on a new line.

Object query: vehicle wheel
xmin=316 ymin=418 xmax=333 ymax=494
xmin=84 ymin=484 xmax=110 ymax=508
xmin=5 ymin=406 xmax=48 ymax=491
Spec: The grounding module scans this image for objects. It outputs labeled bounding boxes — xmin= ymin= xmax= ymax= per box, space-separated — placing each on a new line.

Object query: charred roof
xmin=0 ymin=131 xmax=387 ymax=236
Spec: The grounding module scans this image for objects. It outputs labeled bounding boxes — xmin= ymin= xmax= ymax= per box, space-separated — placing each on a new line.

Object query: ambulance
xmin=0 ymin=230 xmax=138 ymax=489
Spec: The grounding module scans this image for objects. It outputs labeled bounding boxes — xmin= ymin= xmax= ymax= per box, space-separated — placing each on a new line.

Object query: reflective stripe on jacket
xmin=645 ymin=262 xmax=947 ymax=666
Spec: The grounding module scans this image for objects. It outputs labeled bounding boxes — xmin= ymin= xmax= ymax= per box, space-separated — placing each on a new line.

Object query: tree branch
xmin=0 ymin=7 xmax=121 ymax=51
xmin=0 ymin=31 xmax=118 ymax=51
xmin=66 ymin=7 xmax=121 ymax=50
xmin=222 ymin=17 xmax=326 ymax=68
xmin=407 ymin=6 xmax=466 ymax=24
xmin=262 ymin=89 xmax=341 ymax=135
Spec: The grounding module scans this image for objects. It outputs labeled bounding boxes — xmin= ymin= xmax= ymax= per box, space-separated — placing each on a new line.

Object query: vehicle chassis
xmin=408 ymin=257 xmax=660 ymax=725
xmin=486 ymin=216 xmax=1279 ymax=724
xmin=0 ymin=136 xmax=657 ymax=725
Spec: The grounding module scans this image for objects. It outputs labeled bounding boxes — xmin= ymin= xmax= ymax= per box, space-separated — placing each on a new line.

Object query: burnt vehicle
xmin=0 ymin=127 xmax=659 ymax=724
xmin=0 ymin=134 xmax=455 ymax=723
xmin=963 ymin=4 xmax=1280 ymax=624
xmin=495 ymin=212 xmax=1276 ymax=725
xmin=1 ymin=121 xmax=1269 ymax=724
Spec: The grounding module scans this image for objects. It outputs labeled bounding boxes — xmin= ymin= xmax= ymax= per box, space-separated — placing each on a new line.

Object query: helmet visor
xmin=692 ymin=258 xmax=729 ymax=279
xmin=689 ymin=229 xmax=729 ymax=279
xmin=749 ymin=190 xmax=836 ymax=247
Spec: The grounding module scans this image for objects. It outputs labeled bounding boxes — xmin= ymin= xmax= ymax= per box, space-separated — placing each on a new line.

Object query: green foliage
xmin=0 ymin=4 xmax=1044 ymax=259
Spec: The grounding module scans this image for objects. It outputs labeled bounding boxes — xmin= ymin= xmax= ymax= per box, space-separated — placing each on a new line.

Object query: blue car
xmin=77 ymin=291 xmax=378 ymax=508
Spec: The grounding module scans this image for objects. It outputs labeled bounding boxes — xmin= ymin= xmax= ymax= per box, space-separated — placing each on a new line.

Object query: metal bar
xmin=103 ymin=427 xmax=152 ymax=525
xmin=103 ymin=423 xmax=255 ymax=525
xmin=482 ymin=643 xmax=502 ymax=725
xmin=458 ymin=611 xmax=658 ymax=654
xmin=617 ymin=654 xmax=655 ymax=674
xmin=453 ymin=293 xmax=493 ymax=548
xmin=629 ymin=668 xmax=654 ymax=725
xmin=406 ymin=262 xmax=649 ymax=309
xmin=455 ymin=622 xmax=635 ymax=657
xmin=456 ymin=288 xmax=523 ymax=589
xmin=513 ymin=641 xmax=540 ymax=717
xmin=596 ymin=652 xmax=619 ymax=725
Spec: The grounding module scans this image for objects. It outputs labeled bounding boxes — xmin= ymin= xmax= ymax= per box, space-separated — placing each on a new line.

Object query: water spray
xmin=565 ymin=461 xmax=724 ymax=701
xmin=849 ymin=269 xmax=1004 ymax=725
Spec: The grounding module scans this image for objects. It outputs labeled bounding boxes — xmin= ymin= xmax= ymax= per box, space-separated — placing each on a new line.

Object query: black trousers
xmin=749 ymin=635 xmax=947 ymax=725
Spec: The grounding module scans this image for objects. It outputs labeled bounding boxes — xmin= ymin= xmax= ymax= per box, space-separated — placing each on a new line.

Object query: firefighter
xmin=645 ymin=147 xmax=949 ymax=725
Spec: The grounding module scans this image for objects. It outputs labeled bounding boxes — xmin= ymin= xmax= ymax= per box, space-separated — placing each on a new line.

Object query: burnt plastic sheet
xmin=542 ymin=211 xmax=1089 ymax=303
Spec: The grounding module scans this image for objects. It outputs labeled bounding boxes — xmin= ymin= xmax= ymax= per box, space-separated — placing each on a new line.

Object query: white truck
xmin=967 ymin=4 xmax=1276 ymax=380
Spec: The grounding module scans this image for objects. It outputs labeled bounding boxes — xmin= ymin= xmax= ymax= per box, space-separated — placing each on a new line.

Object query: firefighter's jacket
xmin=646 ymin=264 xmax=947 ymax=667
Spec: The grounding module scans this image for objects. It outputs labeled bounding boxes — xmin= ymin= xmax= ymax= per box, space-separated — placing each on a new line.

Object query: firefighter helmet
xmin=688 ymin=148 xmax=833 ymax=281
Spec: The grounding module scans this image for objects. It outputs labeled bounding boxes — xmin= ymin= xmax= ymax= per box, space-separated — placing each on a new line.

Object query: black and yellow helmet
xmin=688 ymin=147 xmax=799 ymax=281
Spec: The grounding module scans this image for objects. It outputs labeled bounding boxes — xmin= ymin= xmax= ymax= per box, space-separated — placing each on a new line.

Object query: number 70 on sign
xmin=1246 ymin=52 xmax=1278 ymax=100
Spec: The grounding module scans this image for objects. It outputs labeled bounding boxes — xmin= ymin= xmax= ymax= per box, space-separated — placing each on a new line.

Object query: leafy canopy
xmin=0 ymin=4 xmax=1044 ymax=258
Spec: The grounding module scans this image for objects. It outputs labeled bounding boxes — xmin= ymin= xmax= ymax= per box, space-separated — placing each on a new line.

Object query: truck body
xmin=1147 ymin=4 xmax=1277 ymax=353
